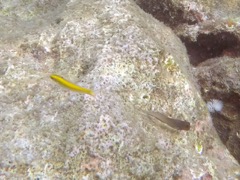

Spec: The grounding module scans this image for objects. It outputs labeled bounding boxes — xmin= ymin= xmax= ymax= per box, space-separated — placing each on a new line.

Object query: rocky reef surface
xmin=136 ymin=0 xmax=240 ymax=167
xmin=0 ymin=0 xmax=239 ymax=179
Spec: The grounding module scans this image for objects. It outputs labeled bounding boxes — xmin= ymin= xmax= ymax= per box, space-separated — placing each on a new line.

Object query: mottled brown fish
xmin=141 ymin=110 xmax=190 ymax=131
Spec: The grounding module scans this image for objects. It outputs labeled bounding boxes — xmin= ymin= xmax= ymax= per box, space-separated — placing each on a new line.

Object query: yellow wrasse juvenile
xmin=50 ymin=74 xmax=94 ymax=96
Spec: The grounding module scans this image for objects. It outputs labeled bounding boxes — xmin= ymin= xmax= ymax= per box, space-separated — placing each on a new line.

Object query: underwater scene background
xmin=0 ymin=0 xmax=239 ymax=179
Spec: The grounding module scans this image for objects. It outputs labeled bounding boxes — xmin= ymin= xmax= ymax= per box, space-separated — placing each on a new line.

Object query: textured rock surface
xmin=194 ymin=57 xmax=240 ymax=164
xmin=135 ymin=0 xmax=240 ymax=65
xmin=135 ymin=0 xmax=240 ymax=167
xmin=135 ymin=0 xmax=240 ymax=28
xmin=0 ymin=0 xmax=239 ymax=179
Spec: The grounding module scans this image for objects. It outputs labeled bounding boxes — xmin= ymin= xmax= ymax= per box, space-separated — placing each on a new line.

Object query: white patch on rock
xmin=207 ymin=99 xmax=223 ymax=113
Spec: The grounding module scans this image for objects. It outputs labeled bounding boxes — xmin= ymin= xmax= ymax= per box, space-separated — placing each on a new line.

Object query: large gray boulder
xmin=0 ymin=0 xmax=239 ymax=179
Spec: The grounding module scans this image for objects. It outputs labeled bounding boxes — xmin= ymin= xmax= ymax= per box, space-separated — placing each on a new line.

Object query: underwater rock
xmin=0 ymin=0 xmax=239 ymax=179
xmin=135 ymin=0 xmax=240 ymax=65
xmin=194 ymin=56 xmax=240 ymax=164
xmin=135 ymin=0 xmax=240 ymax=166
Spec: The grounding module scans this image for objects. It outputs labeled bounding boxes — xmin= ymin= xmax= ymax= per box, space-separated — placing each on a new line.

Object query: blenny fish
xmin=141 ymin=110 xmax=190 ymax=131
xmin=50 ymin=74 xmax=94 ymax=96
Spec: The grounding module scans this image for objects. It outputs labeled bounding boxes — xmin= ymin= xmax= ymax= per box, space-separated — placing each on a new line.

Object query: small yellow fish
xmin=50 ymin=74 xmax=94 ymax=96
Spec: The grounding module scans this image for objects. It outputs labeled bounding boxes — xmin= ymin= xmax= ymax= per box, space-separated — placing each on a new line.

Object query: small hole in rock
xmin=142 ymin=95 xmax=149 ymax=99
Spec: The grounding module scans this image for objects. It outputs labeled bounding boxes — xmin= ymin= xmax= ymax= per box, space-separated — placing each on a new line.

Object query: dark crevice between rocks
xmin=181 ymin=32 xmax=240 ymax=66
xmin=201 ymin=89 xmax=240 ymax=164
xmin=212 ymin=111 xmax=240 ymax=163
xmin=134 ymin=0 xmax=199 ymax=28
xmin=135 ymin=1 xmax=240 ymax=66
xmin=198 ymin=72 xmax=240 ymax=164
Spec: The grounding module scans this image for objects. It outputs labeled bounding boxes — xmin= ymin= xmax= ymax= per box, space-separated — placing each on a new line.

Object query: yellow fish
xmin=50 ymin=74 xmax=94 ymax=96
